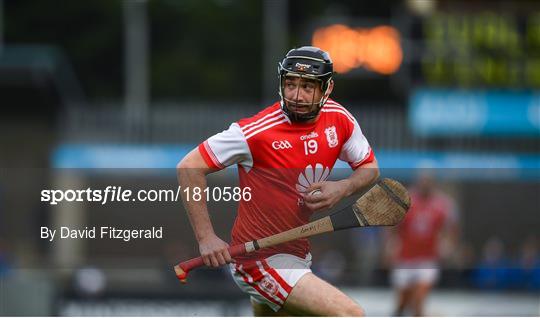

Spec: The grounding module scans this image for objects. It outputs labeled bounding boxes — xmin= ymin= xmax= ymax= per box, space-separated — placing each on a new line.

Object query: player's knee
xmin=339 ymin=304 xmax=365 ymax=317
xmin=351 ymin=305 xmax=365 ymax=317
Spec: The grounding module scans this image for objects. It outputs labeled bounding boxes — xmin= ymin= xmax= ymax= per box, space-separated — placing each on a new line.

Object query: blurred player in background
xmin=178 ymin=46 xmax=378 ymax=316
xmin=386 ymin=172 xmax=459 ymax=316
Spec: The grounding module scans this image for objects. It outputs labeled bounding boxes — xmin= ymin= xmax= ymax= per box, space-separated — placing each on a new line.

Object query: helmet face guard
xmin=278 ymin=46 xmax=334 ymax=122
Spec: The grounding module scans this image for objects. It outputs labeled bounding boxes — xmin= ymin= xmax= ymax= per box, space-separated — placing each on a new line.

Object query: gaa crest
xmin=325 ymin=126 xmax=338 ymax=148
xmin=259 ymin=276 xmax=279 ymax=296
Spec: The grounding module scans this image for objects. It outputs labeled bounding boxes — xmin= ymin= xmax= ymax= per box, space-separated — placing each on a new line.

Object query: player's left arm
xmin=304 ymin=158 xmax=379 ymax=212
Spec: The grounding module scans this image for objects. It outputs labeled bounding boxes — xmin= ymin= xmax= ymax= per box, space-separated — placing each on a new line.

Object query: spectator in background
xmin=473 ymin=235 xmax=540 ymax=291
xmin=385 ymin=172 xmax=459 ymax=316
xmin=518 ymin=235 xmax=540 ymax=291
xmin=351 ymin=227 xmax=384 ymax=285
xmin=310 ymin=240 xmax=347 ymax=284
xmin=471 ymin=237 xmax=510 ymax=289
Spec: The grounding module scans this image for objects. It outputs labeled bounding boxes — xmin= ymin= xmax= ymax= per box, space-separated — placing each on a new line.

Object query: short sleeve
xmin=338 ymin=120 xmax=374 ymax=169
xmin=198 ymin=123 xmax=253 ymax=170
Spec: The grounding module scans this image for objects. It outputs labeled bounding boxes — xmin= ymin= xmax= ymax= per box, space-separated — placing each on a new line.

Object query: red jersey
xmin=198 ymin=99 xmax=374 ymax=262
xmin=396 ymin=189 xmax=457 ymax=262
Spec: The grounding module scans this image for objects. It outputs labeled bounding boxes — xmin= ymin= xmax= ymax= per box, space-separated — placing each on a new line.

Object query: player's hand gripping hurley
xmin=174 ymin=178 xmax=410 ymax=283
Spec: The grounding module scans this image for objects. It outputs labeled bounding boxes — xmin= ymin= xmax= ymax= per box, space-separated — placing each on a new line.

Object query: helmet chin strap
xmin=282 ymin=95 xmax=326 ymax=122
xmin=282 ymin=79 xmax=332 ymax=122
xmin=283 ymin=98 xmax=319 ymax=107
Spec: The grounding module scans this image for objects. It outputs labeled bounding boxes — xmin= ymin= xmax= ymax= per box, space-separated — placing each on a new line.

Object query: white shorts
xmin=392 ymin=261 xmax=439 ymax=288
xmin=229 ymin=253 xmax=312 ymax=312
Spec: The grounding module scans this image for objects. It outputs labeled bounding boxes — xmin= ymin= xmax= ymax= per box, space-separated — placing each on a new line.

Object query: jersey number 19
xmin=304 ymin=140 xmax=318 ymax=155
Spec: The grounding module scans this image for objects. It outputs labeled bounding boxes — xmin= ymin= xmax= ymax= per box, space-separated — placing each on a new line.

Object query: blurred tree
xmin=5 ymin=0 xmax=123 ymax=100
xmin=5 ymin=0 xmax=263 ymax=102
xmin=149 ymin=0 xmax=262 ymax=101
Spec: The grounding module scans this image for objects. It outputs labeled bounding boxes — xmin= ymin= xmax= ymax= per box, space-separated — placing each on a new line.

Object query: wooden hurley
xmin=174 ymin=178 xmax=410 ymax=283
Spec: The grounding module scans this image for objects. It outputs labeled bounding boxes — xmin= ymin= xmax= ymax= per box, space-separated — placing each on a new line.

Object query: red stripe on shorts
xmin=255 ymin=261 xmax=287 ymax=303
xmin=236 ymin=263 xmax=283 ymax=306
xmin=262 ymin=260 xmax=293 ymax=294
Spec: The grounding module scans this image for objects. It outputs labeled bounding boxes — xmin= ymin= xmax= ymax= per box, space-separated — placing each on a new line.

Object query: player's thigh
xmin=412 ymin=281 xmax=434 ymax=301
xmin=283 ymin=272 xmax=364 ymax=317
xmin=410 ymin=269 xmax=438 ymax=309
xmin=251 ymin=299 xmax=291 ymax=317
xmin=396 ymin=285 xmax=415 ymax=305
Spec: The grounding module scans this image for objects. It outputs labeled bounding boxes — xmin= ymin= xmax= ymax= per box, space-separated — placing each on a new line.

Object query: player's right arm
xmin=177 ymin=122 xmax=253 ymax=267
xmin=177 ymin=148 xmax=232 ymax=267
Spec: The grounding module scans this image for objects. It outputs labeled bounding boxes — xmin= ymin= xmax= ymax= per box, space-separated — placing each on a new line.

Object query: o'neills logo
xmin=300 ymin=131 xmax=319 ymax=141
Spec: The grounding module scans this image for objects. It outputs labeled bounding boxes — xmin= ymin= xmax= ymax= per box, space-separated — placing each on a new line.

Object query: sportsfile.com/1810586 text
xmin=40 ymin=186 xmax=252 ymax=205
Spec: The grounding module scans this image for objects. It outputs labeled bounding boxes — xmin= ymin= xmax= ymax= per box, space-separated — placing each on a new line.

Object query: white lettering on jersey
xmin=300 ymin=131 xmax=319 ymax=141
xmin=272 ymin=140 xmax=293 ymax=150
xmin=325 ymin=126 xmax=339 ymax=148
xmin=303 ymin=140 xmax=318 ymax=155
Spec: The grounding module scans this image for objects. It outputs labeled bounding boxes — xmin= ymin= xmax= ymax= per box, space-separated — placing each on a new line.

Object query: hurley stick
xmin=174 ymin=178 xmax=410 ymax=283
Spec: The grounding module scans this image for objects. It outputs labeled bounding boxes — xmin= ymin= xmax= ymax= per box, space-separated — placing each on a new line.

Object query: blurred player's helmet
xmin=278 ymin=46 xmax=334 ymax=121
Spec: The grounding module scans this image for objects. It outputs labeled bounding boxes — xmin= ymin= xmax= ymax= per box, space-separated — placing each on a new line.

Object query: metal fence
xmin=60 ymin=102 xmax=539 ymax=153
